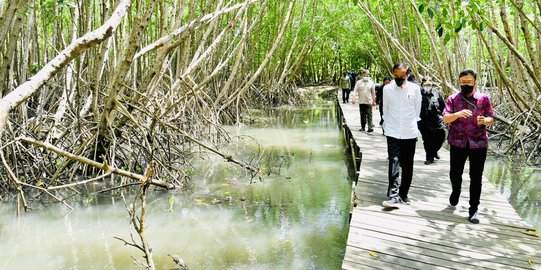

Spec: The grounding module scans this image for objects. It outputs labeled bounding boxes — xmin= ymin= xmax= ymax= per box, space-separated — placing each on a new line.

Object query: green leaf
xmin=427 ymin=7 xmax=434 ymax=18
xmin=444 ymin=34 xmax=451 ymax=45
xmin=479 ymin=22 xmax=485 ymax=31
xmin=460 ymin=17 xmax=467 ymax=25
xmin=437 ymin=27 xmax=444 ymax=37
xmin=472 ymin=2 xmax=480 ymax=13
xmin=455 ymin=23 xmax=463 ymax=33
xmin=419 ymin=4 xmax=425 ymax=13
xmin=442 ymin=7 xmax=449 ymax=18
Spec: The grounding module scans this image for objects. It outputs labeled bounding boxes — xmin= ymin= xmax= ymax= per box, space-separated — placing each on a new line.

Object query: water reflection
xmin=485 ymin=160 xmax=541 ymax=234
xmin=0 ymin=104 xmax=353 ymax=269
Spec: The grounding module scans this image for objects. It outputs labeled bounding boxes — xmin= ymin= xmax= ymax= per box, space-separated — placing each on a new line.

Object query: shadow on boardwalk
xmin=337 ymin=98 xmax=541 ymax=270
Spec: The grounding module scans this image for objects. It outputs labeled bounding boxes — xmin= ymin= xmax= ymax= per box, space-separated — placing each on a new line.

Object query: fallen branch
xmin=0 ymin=149 xmax=30 ymax=212
xmin=18 ymin=182 xmax=73 ymax=210
xmin=16 ymin=137 xmax=174 ymax=190
xmin=48 ymin=172 xmax=112 ymax=190
xmin=125 ymin=102 xmax=259 ymax=173
xmin=160 ymin=120 xmax=259 ymax=173
xmin=94 ymin=183 xmax=140 ymax=195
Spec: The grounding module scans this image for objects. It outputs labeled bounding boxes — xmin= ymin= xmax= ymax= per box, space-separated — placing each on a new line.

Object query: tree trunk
xmin=0 ymin=0 xmax=133 ymax=140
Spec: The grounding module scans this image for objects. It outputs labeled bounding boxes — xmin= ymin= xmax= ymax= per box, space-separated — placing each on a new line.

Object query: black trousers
xmin=449 ymin=144 xmax=487 ymax=216
xmin=359 ymin=104 xmax=373 ymax=129
xmin=341 ymin=88 xmax=350 ymax=103
xmin=386 ymin=137 xmax=417 ymax=199
xmin=420 ymin=128 xmax=445 ymax=161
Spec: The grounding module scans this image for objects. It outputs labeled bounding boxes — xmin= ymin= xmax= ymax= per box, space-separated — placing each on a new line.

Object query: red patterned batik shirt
xmin=443 ymin=91 xmax=494 ymax=149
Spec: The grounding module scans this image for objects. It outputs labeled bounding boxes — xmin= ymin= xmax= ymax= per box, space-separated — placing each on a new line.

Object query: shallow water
xmin=0 ymin=105 xmax=353 ymax=269
xmin=485 ymin=160 xmax=541 ymax=234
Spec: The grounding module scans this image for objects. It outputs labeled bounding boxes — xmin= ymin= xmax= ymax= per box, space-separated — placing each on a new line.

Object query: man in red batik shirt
xmin=443 ymin=69 xmax=495 ymax=224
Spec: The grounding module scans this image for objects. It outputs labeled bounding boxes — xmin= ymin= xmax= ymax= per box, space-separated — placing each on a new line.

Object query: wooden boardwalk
xmin=337 ymin=98 xmax=541 ymax=270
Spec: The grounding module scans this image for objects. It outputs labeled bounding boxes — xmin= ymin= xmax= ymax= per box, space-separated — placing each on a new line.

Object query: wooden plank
xmin=346 ymin=229 xmax=529 ymax=270
xmin=347 ymin=223 xmax=534 ymax=269
xmin=344 ymin=245 xmax=453 ymax=270
xmin=349 ymin=213 xmax=541 ymax=257
xmin=356 ymin=182 xmax=530 ymax=223
xmin=342 ymin=253 xmax=419 ymax=270
xmin=338 ymin=98 xmax=541 ymax=270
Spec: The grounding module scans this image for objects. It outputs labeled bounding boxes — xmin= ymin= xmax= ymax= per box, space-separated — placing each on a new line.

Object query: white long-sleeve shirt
xmin=382 ymin=80 xmax=422 ymax=139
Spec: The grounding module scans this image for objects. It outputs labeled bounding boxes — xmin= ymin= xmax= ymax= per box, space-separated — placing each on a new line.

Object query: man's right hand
xmin=457 ymin=109 xmax=473 ymax=118
xmin=444 ymin=109 xmax=473 ymax=124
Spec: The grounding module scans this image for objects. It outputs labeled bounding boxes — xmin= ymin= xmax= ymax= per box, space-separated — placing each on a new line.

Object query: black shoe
xmin=434 ymin=153 xmax=440 ymax=160
xmin=401 ymin=196 xmax=411 ymax=205
xmin=367 ymin=128 xmax=374 ymax=132
xmin=449 ymin=190 xmax=460 ymax=206
xmin=469 ymin=211 xmax=479 ymax=224
xmin=379 ymin=120 xmax=383 ymax=125
xmin=359 ymin=128 xmax=365 ymax=131
xmin=424 ymin=159 xmax=434 ymax=165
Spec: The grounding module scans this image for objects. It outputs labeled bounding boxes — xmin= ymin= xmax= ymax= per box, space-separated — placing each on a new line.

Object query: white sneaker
xmin=382 ymin=197 xmax=404 ymax=208
xmin=469 ymin=211 xmax=479 ymax=224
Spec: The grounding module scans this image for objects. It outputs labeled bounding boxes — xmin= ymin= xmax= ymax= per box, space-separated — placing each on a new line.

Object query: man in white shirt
xmin=382 ymin=63 xmax=422 ymax=208
xmin=354 ymin=69 xmax=376 ymax=132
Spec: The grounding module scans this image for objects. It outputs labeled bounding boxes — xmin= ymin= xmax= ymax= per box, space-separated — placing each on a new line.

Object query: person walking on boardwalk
xmin=443 ymin=69 xmax=494 ymax=224
xmin=376 ymin=76 xmax=391 ymax=126
xmin=340 ymin=72 xmax=351 ymax=103
xmin=348 ymin=70 xmax=356 ymax=95
xmin=354 ymin=69 xmax=376 ymax=132
xmin=381 ymin=63 xmax=421 ymax=208
xmin=419 ymin=79 xmax=446 ymax=165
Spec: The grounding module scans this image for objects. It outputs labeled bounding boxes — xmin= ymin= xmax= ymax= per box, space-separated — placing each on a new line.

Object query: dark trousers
xmin=386 ymin=137 xmax=417 ymax=199
xmin=359 ymin=104 xmax=373 ymax=130
xmin=420 ymin=128 xmax=445 ymax=161
xmin=342 ymin=89 xmax=350 ymax=103
xmin=449 ymin=144 xmax=487 ymax=216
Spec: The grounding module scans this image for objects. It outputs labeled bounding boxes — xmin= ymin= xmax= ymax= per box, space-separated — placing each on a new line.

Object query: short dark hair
xmin=407 ymin=74 xmax=415 ymax=82
xmin=459 ymin=69 xmax=477 ymax=80
xmin=392 ymin=62 xmax=411 ymax=74
xmin=383 ymin=76 xmax=392 ymax=82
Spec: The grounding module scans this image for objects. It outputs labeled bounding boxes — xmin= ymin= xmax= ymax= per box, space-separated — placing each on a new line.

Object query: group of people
xmin=340 ymin=70 xmax=377 ymax=132
xmin=342 ymin=63 xmax=495 ymax=224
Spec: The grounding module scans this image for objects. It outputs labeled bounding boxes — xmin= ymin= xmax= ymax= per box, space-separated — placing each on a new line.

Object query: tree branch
xmin=0 ymin=0 xmax=134 ymax=140
xmin=16 ymin=137 xmax=174 ymax=190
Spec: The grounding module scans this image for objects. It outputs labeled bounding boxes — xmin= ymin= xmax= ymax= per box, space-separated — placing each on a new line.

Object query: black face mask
xmin=460 ymin=85 xmax=474 ymax=95
xmin=395 ymin=78 xmax=406 ymax=87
